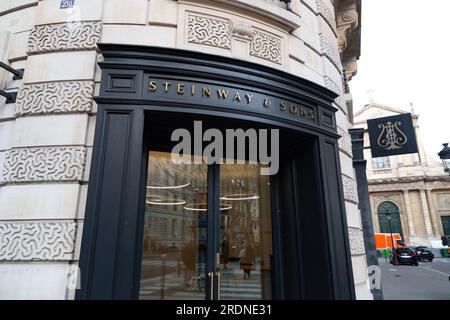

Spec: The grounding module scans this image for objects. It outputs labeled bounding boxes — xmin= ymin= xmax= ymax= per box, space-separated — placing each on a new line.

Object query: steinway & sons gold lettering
xmin=148 ymin=80 xmax=315 ymax=121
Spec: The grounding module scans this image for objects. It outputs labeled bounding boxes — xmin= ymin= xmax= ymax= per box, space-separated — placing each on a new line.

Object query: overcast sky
xmin=349 ymin=0 xmax=450 ymax=161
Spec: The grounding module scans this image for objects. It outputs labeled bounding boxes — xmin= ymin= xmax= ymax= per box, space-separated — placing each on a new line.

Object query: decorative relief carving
xmin=371 ymin=193 xmax=403 ymax=211
xmin=28 ymin=21 xmax=102 ymax=54
xmin=315 ymin=0 xmax=337 ymax=34
xmin=437 ymin=193 xmax=450 ymax=211
xmin=3 ymin=147 xmax=87 ymax=183
xmin=187 ymin=15 xmax=231 ymax=50
xmin=342 ymin=174 xmax=358 ymax=203
xmin=319 ymin=33 xmax=341 ymax=70
xmin=0 ymin=222 xmax=76 ymax=261
xmin=337 ymin=126 xmax=352 ymax=157
xmin=348 ymin=227 xmax=365 ymax=255
xmin=250 ymin=29 xmax=282 ymax=65
xmin=16 ymin=81 xmax=95 ymax=116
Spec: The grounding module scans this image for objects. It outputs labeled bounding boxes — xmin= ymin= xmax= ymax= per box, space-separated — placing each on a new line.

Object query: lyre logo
xmin=377 ymin=120 xmax=408 ymax=150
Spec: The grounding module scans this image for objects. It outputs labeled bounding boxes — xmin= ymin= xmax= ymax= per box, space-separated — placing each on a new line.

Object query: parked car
xmin=390 ymin=247 xmax=419 ymax=266
xmin=412 ymin=246 xmax=434 ymax=262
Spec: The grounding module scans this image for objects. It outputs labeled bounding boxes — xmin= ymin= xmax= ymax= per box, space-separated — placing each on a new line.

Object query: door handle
xmin=208 ymin=272 xmax=214 ymax=300
xmin=216 ymin=271 xmax=221 ymax=300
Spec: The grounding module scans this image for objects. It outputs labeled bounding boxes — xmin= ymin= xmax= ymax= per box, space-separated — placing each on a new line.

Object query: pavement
xmin=378 ymin=257 xmax=450 ymax=300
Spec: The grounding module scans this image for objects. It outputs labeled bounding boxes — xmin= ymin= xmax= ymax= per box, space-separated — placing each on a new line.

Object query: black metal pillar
xmin=349 ymin=128 xmax=383 ymax=300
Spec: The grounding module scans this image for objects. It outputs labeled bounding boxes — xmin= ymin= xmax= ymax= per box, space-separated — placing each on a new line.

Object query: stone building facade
xmin=0 ymin=0 xmax=371 ymax=299
xmin=354 ymin=103 xmax=450 ymax=246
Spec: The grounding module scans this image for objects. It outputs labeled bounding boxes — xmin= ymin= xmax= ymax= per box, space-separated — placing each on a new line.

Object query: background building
xmin=354 ymin=103 xmax=450 ymax=246
xmin=0 ymin=0 xmax=370 ymax=299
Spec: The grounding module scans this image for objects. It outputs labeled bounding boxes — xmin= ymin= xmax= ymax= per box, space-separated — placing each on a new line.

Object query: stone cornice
xmin=368 ymin=176 xmax=450 ymax=192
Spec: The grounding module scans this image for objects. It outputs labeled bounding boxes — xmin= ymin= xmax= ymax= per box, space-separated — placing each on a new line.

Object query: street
xmin=379 ymin=257 xmax=450 ymax=299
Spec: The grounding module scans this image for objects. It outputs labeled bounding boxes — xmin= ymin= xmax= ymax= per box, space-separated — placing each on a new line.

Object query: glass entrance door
xmin=217 ymin=163 xmax=273 ymax=300
xmin=139 ymin=151 xmax=273 ymax=300
xmin=139 ymin=151 xmax=208 ymax=300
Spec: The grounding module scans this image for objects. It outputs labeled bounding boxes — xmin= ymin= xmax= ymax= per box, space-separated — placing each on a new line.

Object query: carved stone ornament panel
xmin=187 ymin=14 xmax=231 ymax=50
xmin=28 ymin=21 xmax=102 ymax=54
xmin=437 ymin=193 xmax=450 ymax=211
xmin=342 ymin=174 xmax=358 ymax=203
xmin=3 ymin=147 xmax=87 ymax=183
xmin=337 ymin=126 xmax=352 ymax=157
xmin=315 ymin=0 xmax=337 ymax=34
xmin=348 ymin=226 xmax=365 ymax=255
xmin=250 ymin=29 xmax=283 ymax=65
xmin=185 ymin=12 xmax=283 ymax=65
xmin=16 ymin=81 xmax=95 ymax=116
xmin=0 ymin=222 xmax=77 ymax=261
xmin=319 ymin=33 xmax=342 ymax=70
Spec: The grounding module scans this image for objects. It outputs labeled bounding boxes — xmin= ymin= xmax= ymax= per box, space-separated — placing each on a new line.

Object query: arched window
xmin=378 ymin=202 xmax=403 ymax=239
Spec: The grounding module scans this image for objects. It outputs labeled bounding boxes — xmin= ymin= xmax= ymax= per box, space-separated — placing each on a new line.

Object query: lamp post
xmin=438 ymin=143 xmax=450 ymax=176
xmin=385 ymin=209 xmax=397 ymax=265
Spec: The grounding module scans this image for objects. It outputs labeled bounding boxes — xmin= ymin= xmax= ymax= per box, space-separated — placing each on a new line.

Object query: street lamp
xmin=438 ymin=143 xmax=450 ymax=176
xmin=385 ymin=209 xmax=397 ymax=265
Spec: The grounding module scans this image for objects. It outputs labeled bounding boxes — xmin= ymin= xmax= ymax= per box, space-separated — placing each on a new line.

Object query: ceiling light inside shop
xmin=220 ymin=194 xmax=260 ymax=201
xmin=147 ymin=181 xmax=190 ymax=190
xmin=146 ymin=199 xmax=186 ymax=206
xmin=184 ymin=203 xmax=233 ymax=211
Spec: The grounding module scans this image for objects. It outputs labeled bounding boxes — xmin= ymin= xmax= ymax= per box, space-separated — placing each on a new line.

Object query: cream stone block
xmin=0 ymin=6 xmax=35 ymax=34
xmin=7 ymin=30 xmax=29 ymax=61
xmin=345 ymin=201 xmax=361 ymax=229
xmin=288 ymin=57 xmax=323 ymax=86
xmin=322 ymin=54 xmax=342 ymax=85
xmin=335 ymin=108 xmax=349 ymax=131
xmin=339 ymin=151 xmax=354 ymax=178
xmin=8 ymin=0 xmax=38 ymax=10
xmin=292 ymin=21 xmax=321 ymax=54
xmin=149 ymin=0 xmax=178 ymax=26
xmin=103 ymin=0 xmax=147 ymax=25
xmin=299 ymin=1 xmax=319 ymax=29
xmin=76 ymin=184 xmax=88 ymax=219
xmin=301 ymin=0 xmax=318 ymax=13
xmin=0 ymin=184 xmax=81 ymax=220
xmin=101 ymin=25 xmax=176 ymax=48
xmin=288 ymin=36 xmax=307 ymax=64
xmin=355 ymin=281 xmax=373 ymax=300
xmin=0 ymin=31 xmax=9 ymax=61
xmin=351 ymin=254 xmax=368 ymax=285
xmin=290 ymin=0 xmax=301 ymax=16
xmin=13 ymin=114 xmax=89 ymax=148
xmin=24 ymin=51 xmax=97 ymax=84
xmin=86 ymin=116 xmax=96 ymax=147
xmin=317 ymin=15 xmax=336 ymax=37
xmin=0 ymin=120 xmax=15 ymax=151
xmin=0 ymin=2 xmax=7 ymax=12
xmin=0 ymin=262 xmax=70 ymax=299
xmin=35 ymin=0 xmax=103 ymax=25
xmin=303 ymin=43 xmax=324 ymax=75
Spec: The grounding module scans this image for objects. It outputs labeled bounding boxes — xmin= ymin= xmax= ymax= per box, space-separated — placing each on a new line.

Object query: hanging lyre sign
xmin=377 ymin=120 xmax=408 ymax=150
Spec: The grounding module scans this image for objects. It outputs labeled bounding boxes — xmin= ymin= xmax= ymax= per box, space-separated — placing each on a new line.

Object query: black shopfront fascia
xmin=76 ymin=44 xmax=356 ymax=300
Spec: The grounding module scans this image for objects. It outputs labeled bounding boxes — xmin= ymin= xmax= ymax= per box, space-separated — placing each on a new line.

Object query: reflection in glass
xmin=139 ymin=151 xmax=207 ymax=300
xmin=218 ymin=163 xmax=273 ymax=300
